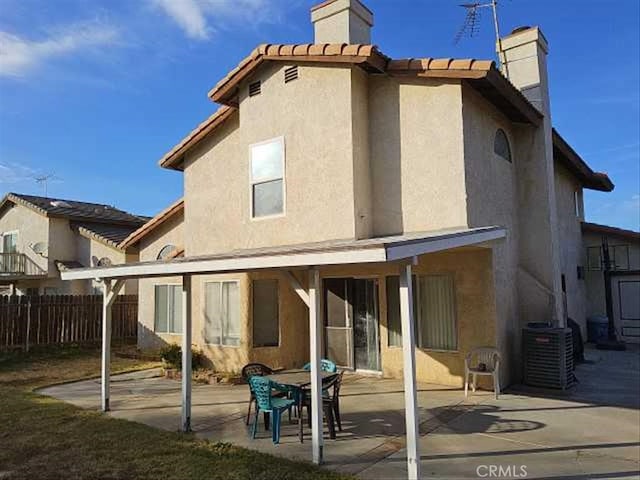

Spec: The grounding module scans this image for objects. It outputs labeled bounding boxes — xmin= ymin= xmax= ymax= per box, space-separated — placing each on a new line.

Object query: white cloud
xmin=150 ymin=0 xmax=281 ymax=40
xmin=151 ymin=0 xmax=209 ymax=40
xmin=0 ymin=162 xmax=39 ymax=184
xmin=0 ymin=20 xmax=120 ymax=77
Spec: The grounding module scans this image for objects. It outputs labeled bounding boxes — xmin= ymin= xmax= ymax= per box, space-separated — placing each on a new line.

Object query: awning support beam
xmin=399 ymin=263 xmax=421 ymax=480
xmin=181 ymin=275 xmax=193 ymax=432
xmin=285 ymin=270 xmax=309 ymax=306
xmin=309 ymin=268 xmax=323 ymax=464
xmin=102 ymin=278 xmax=125 ymax=412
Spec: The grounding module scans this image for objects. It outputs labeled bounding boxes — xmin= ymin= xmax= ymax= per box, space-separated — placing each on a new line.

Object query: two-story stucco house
xmin=0 ymin=192 xmax=145 ymax=295
xmin=62 ymin=0 xmax=615 ymax=390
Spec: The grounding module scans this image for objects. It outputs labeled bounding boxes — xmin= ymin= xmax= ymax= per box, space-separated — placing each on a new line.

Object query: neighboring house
xmin=63 ymin=0 xmax=615 ymax=387
xmin=0 ymin=193 xmax=145 ymax=295
xmin=582 ymin=222 xmax=640 ymax=343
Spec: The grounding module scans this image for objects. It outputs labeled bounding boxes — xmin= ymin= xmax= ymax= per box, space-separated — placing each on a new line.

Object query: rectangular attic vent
xmin=284 ymin=66 xmax=298 ymax=83
xmin=249 ymin=81 xmax=261 ymax=97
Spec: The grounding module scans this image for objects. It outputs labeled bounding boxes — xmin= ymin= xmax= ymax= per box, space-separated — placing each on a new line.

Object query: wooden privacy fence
xmin=0 ymin=295 xmax=138 ymax=351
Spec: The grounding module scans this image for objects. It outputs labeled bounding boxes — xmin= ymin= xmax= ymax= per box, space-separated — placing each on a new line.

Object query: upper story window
xmin=1 ymin=232 xmax=18 ymax=253
xmin=494 ymin=129 xmax=512 ymax=163
xmin=250 ymin=137 xmax=285 ymax=218
xmin=574 ymin=190 xmax=583 ymax=218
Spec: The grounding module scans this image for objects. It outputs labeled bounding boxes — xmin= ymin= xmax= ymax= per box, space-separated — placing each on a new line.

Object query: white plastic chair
xmin=464 ymin=347 xmax=501 ymax=399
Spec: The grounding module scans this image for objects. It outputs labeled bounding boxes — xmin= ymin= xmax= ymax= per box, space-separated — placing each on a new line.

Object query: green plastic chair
xmin=249 ymin=376 xmax=295 ymax=444
xmin=303 ymin=359 xmax=337 ymax=373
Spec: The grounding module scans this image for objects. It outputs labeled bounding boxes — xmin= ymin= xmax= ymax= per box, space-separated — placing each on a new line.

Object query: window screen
xmin=252 ymin=279 xmax=279 ymax=347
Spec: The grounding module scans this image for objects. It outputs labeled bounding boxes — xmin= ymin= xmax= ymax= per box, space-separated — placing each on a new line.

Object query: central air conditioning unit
xmin=523 ymin=327 xmax=575 ymax=390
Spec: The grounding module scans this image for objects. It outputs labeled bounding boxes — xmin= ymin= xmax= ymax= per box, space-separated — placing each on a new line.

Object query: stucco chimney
xmin=311 ymin=0 xmax=374 ymax=44
xmin=500 ymin=26 xmax=565 ymax=327
xmin=499 ymin=26 xmax=550 ymax=114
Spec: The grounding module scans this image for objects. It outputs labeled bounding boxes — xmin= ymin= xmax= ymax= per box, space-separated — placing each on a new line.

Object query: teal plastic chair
xmin=249 ymin=376 xmax=295 ymax=444
xmin=303 ymin=359 xmax=337 ymax=373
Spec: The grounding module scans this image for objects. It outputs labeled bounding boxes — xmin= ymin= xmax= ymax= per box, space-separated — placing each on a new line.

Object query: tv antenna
xmin=34 ymin=173 xmax=56 ymax=197
xmin=454 ymin=1 xmax=508 ymax=73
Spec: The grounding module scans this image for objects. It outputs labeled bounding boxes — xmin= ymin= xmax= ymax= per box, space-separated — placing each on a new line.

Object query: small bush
xmin=159 ymin=344 xmax=205 ymax=370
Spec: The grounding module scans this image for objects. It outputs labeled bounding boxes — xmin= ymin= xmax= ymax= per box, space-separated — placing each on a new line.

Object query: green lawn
xmin=0 ymin=345 xmax=350 ymax=480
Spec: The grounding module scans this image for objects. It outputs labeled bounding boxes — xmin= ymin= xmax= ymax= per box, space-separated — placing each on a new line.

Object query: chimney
xmin=311 ymin=0 xmax=374 ymax=44
xmin=499 ymin=26 xmax=550 ymax=115
xmin=500 ymin=26 xmax=565 ymax=327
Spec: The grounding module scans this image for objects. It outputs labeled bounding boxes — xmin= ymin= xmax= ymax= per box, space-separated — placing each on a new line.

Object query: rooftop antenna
xmin=34 ymin=173 xmax=56 ymax=197
xmin=454 ymin=1 xmax=508 ymax=74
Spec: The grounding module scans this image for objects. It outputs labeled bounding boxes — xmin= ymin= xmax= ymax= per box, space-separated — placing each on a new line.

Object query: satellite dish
xmin=30 ymin=242 xmax=48 ymax=257
xmin=91 ymin=255 xmax=100 ymax=267
xmin=98 ymin=257 xmax=112 ymax=267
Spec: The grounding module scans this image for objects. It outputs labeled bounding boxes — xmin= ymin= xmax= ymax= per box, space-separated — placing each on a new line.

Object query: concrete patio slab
xmin=39 ymin=345 xmax=640 ymax=479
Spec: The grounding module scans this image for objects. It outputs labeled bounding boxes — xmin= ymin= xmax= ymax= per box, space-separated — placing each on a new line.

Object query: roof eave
xmin=118 ymin=198 xmax=185 ymax=249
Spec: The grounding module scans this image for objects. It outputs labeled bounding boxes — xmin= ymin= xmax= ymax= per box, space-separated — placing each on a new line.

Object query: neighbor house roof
xmin=71 ymin=222 xmax=143 ymax=249
xmin=553 ymin=130 xmax=614 ymax=192
xmin=582 ymin=222 xmax=640 ymax=241
xmin=119 ymin=198 xmax=184 ymax=249
xmin=161 ymin=43 xmax=543 ymax=170
xmin=0 ymin=193 xmax=146 ymax=226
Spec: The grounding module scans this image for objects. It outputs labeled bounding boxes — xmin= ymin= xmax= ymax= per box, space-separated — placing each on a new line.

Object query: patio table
xmin=265 ymin=369 xmax=336 ymax=443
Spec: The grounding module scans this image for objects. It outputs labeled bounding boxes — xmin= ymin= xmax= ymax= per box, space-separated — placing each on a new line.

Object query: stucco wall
xmin=554 ymin=162 xmax=588 ymax=335
xmin=75 ymin=236 xmax=138 ymax=295
xmin=137 ymin=211 xmax=185 ymax=349
xmin=461 ymin=84 xmax=519 ymax=383
xmin=368 ymin=77 xmax=468 ymax=236
xmin=0 ymin=203 xmax=49 ymax=273
xmin=184 ymin=63 xmax=361 ymax=257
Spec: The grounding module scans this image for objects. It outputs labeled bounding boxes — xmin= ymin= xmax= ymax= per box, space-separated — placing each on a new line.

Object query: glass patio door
xmin=353 ymin=279 xmax=380 ymax=371
xmin=324 ymin=278 xmax=380 ymax=371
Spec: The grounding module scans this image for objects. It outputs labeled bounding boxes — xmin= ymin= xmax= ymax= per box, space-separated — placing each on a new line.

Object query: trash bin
xmin=587 ymin=315 xmax=609 ymax=343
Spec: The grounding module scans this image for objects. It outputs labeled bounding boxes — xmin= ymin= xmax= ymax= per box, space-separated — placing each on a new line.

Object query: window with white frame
xmin=154 ymin=285 xmax=182 ymax=334
xmin=1 ymin=231 xmax=18 ymax=253
xmin=386 ymin=274 xmax=457 ymax=351
xmin=204 ymin=281 xmax=240 ymax=346
xmin=574 ymin=190 xmax=583 ymax=218
xmin=587 ymin=245 xmax=630 ymax=271
xmin=252 ymin=279 xmax=279 ymax=347
xmin=250 ymin=137 xmax=285 ymax=218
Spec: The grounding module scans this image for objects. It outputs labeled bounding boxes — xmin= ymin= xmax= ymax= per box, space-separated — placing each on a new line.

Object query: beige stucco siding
xmin=554 ymin=162 xmax=587 ymax=334
xmin=368 ymin=77 xmax=468 ymax=236
xmin=0 ymin=203 xmax=49 ymax=273
xmin=138 ymin=212 xmax=185 ymax=349
xmin=184 ymin=64 xmax=361 ymax=257
xmin=75 ymin=236 xmax=138 ymax=295
xmin=461 ymin=84 xmax=519 ymax=382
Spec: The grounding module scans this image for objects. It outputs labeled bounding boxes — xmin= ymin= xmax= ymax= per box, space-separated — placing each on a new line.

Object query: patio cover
xmin=59 ymin=225 xmax=506 ymax=480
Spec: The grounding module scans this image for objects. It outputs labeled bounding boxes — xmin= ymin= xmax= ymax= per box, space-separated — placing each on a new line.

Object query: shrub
xmin=159 ymin=344 xmax=205 ymax=371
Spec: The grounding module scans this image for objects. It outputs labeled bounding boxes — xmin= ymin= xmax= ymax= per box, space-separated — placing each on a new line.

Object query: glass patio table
xmin=265 ymin=369 xmax=336 ymax=443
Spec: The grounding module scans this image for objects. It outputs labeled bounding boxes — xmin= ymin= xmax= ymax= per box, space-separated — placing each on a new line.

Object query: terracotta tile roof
xmin=0 ymin=193 xmax=146 ymax=226
xmin=208 ymin=43 xmax=388 ymax=105
xmin=581 ymin=222 xmax=639 ymax=240
xmin=119 ymin=198 xmax=184 ymax=249
xmin=161 ymin=43 xmax=545 ymax=171
xmin=71 ymin=222 xmax=142 ymax=250
xmin=553 ymin=129 xmax=614 ymax=192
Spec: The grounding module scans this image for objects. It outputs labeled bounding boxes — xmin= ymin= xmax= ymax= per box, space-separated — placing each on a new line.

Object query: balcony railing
xmin=0 ymin=253 xmax=47 ymax=277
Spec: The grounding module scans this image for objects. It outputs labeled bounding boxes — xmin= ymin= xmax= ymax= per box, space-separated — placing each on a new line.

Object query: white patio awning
xmin=60 ymin=226 xmax=505 ymax=280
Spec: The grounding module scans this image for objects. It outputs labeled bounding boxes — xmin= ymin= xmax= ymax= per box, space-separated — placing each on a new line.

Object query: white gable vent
xmin=284 ymin=66 xmax=298 ymax=83
xmin=248 ymin=81 xmax=261 ymax=97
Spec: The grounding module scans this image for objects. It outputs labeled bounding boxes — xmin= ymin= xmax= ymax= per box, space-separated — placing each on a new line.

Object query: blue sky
xmin=0 ymin=0 xmax=638 ymax=230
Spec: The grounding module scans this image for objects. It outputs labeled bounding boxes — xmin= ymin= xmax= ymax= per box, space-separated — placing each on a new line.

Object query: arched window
xmin=494 ymin=129 xmax=512 ymax=163
xmin=157 ymin=244 xmax=177 ymax=260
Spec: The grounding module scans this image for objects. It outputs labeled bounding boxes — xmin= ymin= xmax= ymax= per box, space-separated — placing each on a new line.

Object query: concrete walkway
xmin=40 ymin=345 xmax=640 ymax=479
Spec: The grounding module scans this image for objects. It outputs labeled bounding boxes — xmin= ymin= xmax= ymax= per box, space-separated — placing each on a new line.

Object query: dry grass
xmin=0 ymin=345 xmax=350 ymax=480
